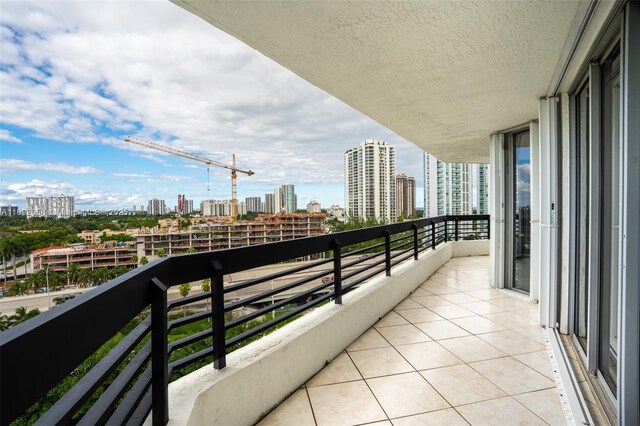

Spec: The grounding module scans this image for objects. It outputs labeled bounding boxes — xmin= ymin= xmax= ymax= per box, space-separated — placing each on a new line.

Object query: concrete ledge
xmin=165 ymin=243 xmax=454 ymax=426
xmin=452 ymin=239 xmax=490 ymax=257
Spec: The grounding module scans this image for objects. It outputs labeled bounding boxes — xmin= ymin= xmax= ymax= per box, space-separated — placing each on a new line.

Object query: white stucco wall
xmin=163 ymin=241 xmax=487 ymax=425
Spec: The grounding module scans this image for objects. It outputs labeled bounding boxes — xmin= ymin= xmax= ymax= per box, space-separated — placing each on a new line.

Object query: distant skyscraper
xmin=344 ymin=139 xmax=396 ymax=222
xmin=177 ymin=194 xmax=193 ymax=214
xmin=273 ymin=187 xmax=284 ymax=213
xmin=423 ymin=151 xmax=438 ymax=218
xmin=282 ymin=184 xmax=296 ymax=213
xmin=201 ymin=200 xmax=247 ymax=216
xmin=26 ymin=195 xmax=75 ymax=219
xmin=306 ymin=200 xmax=321 ymax=213
xmin=264 ymin=193 xmax=275 ymax=214
xmin=245 ymin=196 xmax=263 ymax=213
xmin=477 ymin=164 xmax=489 ymax=214
xmin=147 ymin=199 xmax=167 ymax=215
xmin=0 ymin=204 xmax=19 ymax=216
xmin=395 ymin=173 xmax=416 ymax=218
xmin=437 ymin=161 xmax=472 ymax=215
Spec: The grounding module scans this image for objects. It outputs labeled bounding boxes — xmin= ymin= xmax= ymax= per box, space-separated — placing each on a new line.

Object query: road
xmin=0 ymin=255 xmax=384 ymax=315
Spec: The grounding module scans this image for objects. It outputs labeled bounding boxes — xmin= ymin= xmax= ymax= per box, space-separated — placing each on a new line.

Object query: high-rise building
xmin=245 ymin=196 xmax=263 ymax=213
xmin=476 ymin=164 xmax=489 ymax=214
xmin=395 ymin=173 xmax=416 ymax=219
xmin=423 ymin=151 xmax=438 ymax=218
xmin=437 ymin=161 xmax=472 ymax=215
xmin=344 ymin=139 xmax=396 ymax=222
xmin=273 ymin=187 xmax=284 ymax=214
xmin=264 ymin=194 xmax=275 ymax=214
xmin=201 ymin=200 xmax=247 ymax=216
xmin=26 ymin=195 xmax=75 ymax=219
xmin=306 ymin=200 xmax=321 ymax=213
xmin=147 ymin=199 xmax=167 ymax=215
xmin=282 ymin=184 xmax=296 ymax=213
xmin=0 ymin=204 xmax=19 ymax=216
xmin=176 ymin=195 xmax=194 ymax=215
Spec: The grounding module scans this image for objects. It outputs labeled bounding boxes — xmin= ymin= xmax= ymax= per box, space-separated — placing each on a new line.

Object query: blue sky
xmin=0 ymin=1 xmax=426 ymax=211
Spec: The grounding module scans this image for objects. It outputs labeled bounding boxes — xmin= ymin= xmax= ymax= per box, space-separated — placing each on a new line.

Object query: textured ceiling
xmin=172 ymin=0 xmax=581 ymax=163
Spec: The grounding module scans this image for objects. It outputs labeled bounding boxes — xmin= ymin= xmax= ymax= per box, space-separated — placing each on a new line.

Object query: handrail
xmin=0 ymin=215 xmax=489 ymax=425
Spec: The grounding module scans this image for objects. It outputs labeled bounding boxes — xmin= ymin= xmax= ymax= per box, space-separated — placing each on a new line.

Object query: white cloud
xmin=0 ymin=159 xmax=101 ymax=174
xmin=0 ymin=1 xmax=425 ymax=192
xmin=0 ymin=129 xmax=21 ymax=143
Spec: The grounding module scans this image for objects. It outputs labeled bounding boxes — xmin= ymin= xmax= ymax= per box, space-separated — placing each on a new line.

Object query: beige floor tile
xmin=438 ymin=336 xmax=508 ymax=363
xmin=375 ymin=311 xmax=410 ymax=328
xmin=440 ymin=293 xmax=482 ymax=304
xmin=377 ymin=324 xmax=432 ymax=345
xmin=456 ymin=397 xmax=546 ymax=426
xmin=514 ymin=388 xmax=567 ymax=425
xmin=414 ymin=320 xmax=471 ymax=340
xmin=457 ymin=300 xmax=508 ymax=315
xmin=465 ymin=289 xmax=508 ymax=301
xmin=391 ymin=408 xmax=469 ymax=426
xmin=488 ymin=297 xmax=535 ymax=311
xmin=430 ymin=272 xmax=475 ymax=286
xmin=410 ymin=288 xmax=432 ymax=298
xmin=420 ymin=282 xmax=457 ymax=295
xmin=257 ymin=389 xmax=315 ymax=426
xmin=349 ymin=347 xmax=414 ymax=378
xmin=514 ymin=351 xmax=556 ymax=380
xmin=426 ymin=304 xmax=475 ymax=320
xmin=421 ymin=364 xmax=507 ymax=406
xmin=367 ymin=372 xmax=449 ymax=418
xmin=348 ymin=328 xmax=391 ymax=352
xmin=411 ymin=295 xmax=453 ymax=308
xmin=470 ymin=357 xmax=556 ymax=395
xmin=451 ymin=316 xmax=508 ymax=334
xmin=395 ymin=341 xmax=463 ymax=370
xmin=477 ymin=330 xmax=546 ymax=355
xmin=514 ymin=326 xmax=546 ymax=344
xmin=307 ymin=352 xmax=362 ymax=387
xmin=483 ymin=312 xmax=538 ymax=329
xmin=307 ymin=381 xmax=387 ymax=426
xmin=396 ymin=308 xmax=443 ymax=324
xmin=365 ymin=422 xmax=392 ymax=426
xmin=394 ymin=298 xmax=423 ymax=311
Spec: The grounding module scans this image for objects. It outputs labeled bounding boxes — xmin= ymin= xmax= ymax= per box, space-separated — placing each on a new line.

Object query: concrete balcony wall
xmin=165 ymin=240 xmax=489 ymax=426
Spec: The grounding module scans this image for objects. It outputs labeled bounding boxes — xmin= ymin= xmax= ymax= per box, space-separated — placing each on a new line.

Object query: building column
xmin=538 ymin=97 xmax=560 ymax=328
xmin=489 ymin=134 xmax=504 ymax=289
xmin=529 ymin=120 xmax=541 ymax=304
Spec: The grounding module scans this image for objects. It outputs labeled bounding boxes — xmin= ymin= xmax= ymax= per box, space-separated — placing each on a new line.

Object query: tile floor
xmin=258 ymin=256 xmax=566 ymax=426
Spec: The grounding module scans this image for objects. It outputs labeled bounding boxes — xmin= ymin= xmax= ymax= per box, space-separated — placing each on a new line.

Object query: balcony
xmin=2 ymin=215 xmax=570 ymax=426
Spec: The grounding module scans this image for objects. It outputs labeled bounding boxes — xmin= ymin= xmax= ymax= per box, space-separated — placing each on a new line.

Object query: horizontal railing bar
xmin=341 ymin=258 xmax=387 ymax=281
xmin=390 ymin=251 xmax=415 ymax=268
xmin=224 ymin=268 xmax=332 ymax=313
xmin=389 ymin=247 xmax=414 ymax=261
xmin=125 ymin=387 xmax=151 ymax=426
xmin=167 ymin=292 xmax=211 ymax=311
xmin=226 ymin=292 xmax=335 ymax=348
xmin=105 ymin=365 xmax=151 ymax=426
xmin=79 ymin=341 xmax=152 ymax=426
xmin=338 ymin=242 xmax=386 ymax=258
xmin=168 ymin=329 xmax=214 ymax=356
xmin=168 ymin=347 xmax=214 ymax=376
xmin=167 ymin=310 xmax=211 ymax=333
xmin=225 ymin=280 xmax=334 ymax=329
xmin=224 ymin=257 xmax=333 ymax=294
xmin=37 ymin=316 xmax=152 ymax=425
xmin=341 ymin=266 xmax=387 ymax=293
xmin=341 ymin=252 xmax=384 ymax=269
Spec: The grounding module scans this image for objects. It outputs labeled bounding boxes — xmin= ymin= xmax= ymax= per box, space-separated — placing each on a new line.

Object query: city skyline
xmin=0 ymin=1 xmax=436 ymax=212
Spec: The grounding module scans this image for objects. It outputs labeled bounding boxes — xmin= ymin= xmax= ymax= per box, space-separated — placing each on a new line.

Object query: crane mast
xmin=123 ymin=136 xmax=254 ymax=222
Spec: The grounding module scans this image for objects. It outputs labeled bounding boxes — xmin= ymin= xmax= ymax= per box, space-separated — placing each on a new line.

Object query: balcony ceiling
xmin=172 ymin=0 xmax=581 ymax=163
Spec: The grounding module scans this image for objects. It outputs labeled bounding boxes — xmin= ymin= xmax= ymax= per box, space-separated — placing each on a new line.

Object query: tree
xmin=8 ymin=279 xmax=30 ymax=296
xmin=4 ymin=237 xmax=27 ymax=283
xmin=186 ymin=247 xmax=197 ymax=254
xmin=130 ymin=253 xmax=138 ymax=266
xmin=157 ymin=248 xmax=166 ymax=258
xmin=66 ymin=263 xmax=80 ymax=287
xmin=201 ymin=278 xmax=211 ymax=293
xmin=77 ymin=268 xmax=93 ymax=288
xmin=93 ymin=267 xmax=111 ymax=285
xmin=178 ymin=283 xmax=191 ymax=298
xmin=0 ymin=238 xmax=10 ymax=286
xmin=47 ymin=269 xmax=63 ymax=291
xmin=0 ymin=307 xmax=40 ymax=331
xmin=139 ymin=256 xmax=149 ymax=266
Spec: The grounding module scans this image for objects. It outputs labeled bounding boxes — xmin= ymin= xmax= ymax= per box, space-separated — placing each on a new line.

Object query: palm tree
xmin=130 ymin=253 xmax=138 ymax=266
xmin=0 ymin=238 xmax=10 ymax=286
xmin=139 ymin=256 xmax=149 ymax=266
xmin=201 ymin=278 xmax=211 ymax=293
xmin=47 ymin=270 xmax=63 ymax=291
xmin=178 ymin=283 xmax=191 ymax=298
xmin=8 ymin=280 xmax=30 ymax=296
xmin=66 ymin=263 xmax=80 ymax=287
xmin=157 ymin=248 xmax=166 ymax=258
xmin=187 ymin=247 xmax=197 ymax=254
xmin=93 ymin=267 xmax=111 ymax=285
xmin=77 ymin=268 xmax=93 ymax=288
xmin=5 ymin=238 xmax=27 ymax=283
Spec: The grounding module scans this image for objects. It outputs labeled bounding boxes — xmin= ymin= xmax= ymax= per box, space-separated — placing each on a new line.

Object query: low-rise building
xmin=31 ymin=243 xmax=138 ymax=272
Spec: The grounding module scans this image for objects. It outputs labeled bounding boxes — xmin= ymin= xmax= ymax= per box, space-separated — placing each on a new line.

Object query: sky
xmin=0 ymin=1 xmax=427 ymax=212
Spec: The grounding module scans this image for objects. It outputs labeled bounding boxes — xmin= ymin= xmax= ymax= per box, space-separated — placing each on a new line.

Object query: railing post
xmin=332 ymin=239 xmax=342 ymax=304
xmin=151 ymin=277 xmax=168 ymax=426
xmin=211 ymin=260 xmax=226 ymax=370
xmin=487 ymin=218 xmax=491 ymax=240
xmin=384 ymin=230 xmax=391 ymax=276
xmin=444 ymin=218 xmax=448 ymax=242
xmin=412 ymin=224 xmax=419 ymax=260
xmin=431 ymin=220 xmax=436 ymax=250
xmin=455 ymin=217 xmax=459 ymax=241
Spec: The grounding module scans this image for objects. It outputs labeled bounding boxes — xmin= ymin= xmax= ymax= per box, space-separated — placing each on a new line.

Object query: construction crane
xmin=123 ymin=136 xmax=254 ymax=221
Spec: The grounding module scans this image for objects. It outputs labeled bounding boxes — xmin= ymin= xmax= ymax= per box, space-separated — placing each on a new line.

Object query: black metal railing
xmin=0 ymin=215 xmax=489 ymax=425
